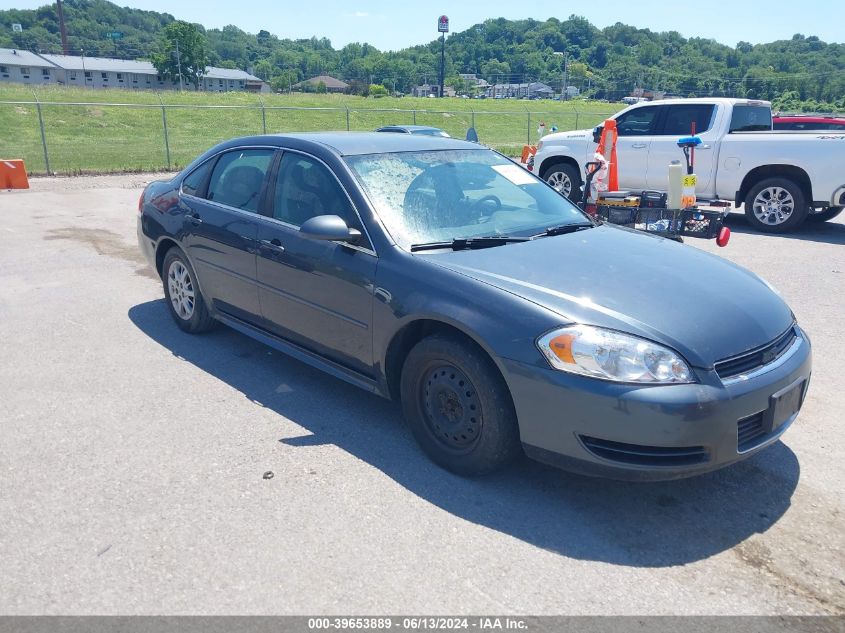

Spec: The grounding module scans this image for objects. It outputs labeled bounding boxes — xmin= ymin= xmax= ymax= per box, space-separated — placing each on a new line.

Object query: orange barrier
xmin=521 ymin=144 xmax=536 ymax=164
xmin=596 ymin=120 xmax=618 ymax=191
xmin=0 ymin=159 xmax=29 ymax=190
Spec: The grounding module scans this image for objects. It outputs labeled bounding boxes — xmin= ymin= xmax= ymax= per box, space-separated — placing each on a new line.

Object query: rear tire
xmin=162 ymin=249 xmax=216 ymax=333
xmin=400 ymin=334 xmax=521 ymax=476
xmin=744 ymin=178 xmax=808 ymax=233
xmin=543 ymin=162 xmax=582 ymax=203
xmin=807 ymin=206 xmax=844 ymax=223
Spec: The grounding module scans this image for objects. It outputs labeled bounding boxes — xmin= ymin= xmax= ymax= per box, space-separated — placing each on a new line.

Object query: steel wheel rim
xmin=167 ymin=260 xmax=195 ymax=320
xmin=752 ymin=186 xmax=795 ymax=226
xmin=420 ymin=364 xmax=482 ymax=452
xmin=547 ymin=171 xmax=572 ymax=197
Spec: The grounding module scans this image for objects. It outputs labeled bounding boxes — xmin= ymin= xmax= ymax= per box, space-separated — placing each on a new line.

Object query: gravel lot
xmin=1 ymin=174 xmax=843 ymax=615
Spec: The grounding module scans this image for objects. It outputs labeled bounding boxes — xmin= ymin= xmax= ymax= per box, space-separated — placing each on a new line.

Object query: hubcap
xmin=421 ymin=364 xmax=482 ymax=451
xmin=167 ymin=260 xmax=195 ymax=320
xmin=752 ymin=186 xmax=795 ymax=226
xmin=547 ymin=171 xmax=572 ymax=197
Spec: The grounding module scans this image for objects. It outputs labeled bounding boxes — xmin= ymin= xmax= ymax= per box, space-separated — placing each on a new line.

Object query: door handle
xmin=696 ymin=144 xmax=712 ymax=150
xmin=188 ymin=213 xmax=203 ymax=225
xmin=260 ymin=238 xmax=285 ymax=253
xmin=631 ymin=143 xmax=648 ymax=149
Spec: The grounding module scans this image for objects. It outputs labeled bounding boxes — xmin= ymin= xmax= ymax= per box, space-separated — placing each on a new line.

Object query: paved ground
xmin=1 ymin=174 xmax=843 ymax=615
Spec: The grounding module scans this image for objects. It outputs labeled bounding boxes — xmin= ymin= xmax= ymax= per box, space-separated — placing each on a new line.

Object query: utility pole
xmin=175 ymin=39 xmax=183 ymax=91
xmin=56 ymin=0 xmax=69 ymax=56
xmin=563 ymin=52 xmax=569 ymax=101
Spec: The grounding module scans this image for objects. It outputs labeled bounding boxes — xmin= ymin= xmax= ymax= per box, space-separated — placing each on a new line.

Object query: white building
xmin=0 ymin=48 xmax=268 ymax=92
xmin=0 ymin=49 xmax=57 ymax=84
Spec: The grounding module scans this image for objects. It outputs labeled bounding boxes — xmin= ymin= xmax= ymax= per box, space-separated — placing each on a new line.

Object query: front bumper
xmin=503 ymin=328 xmax=812 ymax=480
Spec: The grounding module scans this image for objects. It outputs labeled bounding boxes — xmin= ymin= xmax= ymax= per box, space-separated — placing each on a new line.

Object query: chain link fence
xmin=0 ymin=99 xmax=620 ymax=175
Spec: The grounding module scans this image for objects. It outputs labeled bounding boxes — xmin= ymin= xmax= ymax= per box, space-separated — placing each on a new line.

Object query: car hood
xmin=423 ymin=225 xmax=794 ymax=367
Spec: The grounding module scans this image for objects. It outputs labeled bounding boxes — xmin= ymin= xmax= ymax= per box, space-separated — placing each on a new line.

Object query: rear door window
xmin=660 ymin=104 xmax=716 ymax=135
xmin=206 ymin=149 xmax=275 ymax=212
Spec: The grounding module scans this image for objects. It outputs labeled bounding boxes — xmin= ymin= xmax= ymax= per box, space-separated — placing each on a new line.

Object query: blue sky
xmin=10 ymin=0 xmax=845 ymax=50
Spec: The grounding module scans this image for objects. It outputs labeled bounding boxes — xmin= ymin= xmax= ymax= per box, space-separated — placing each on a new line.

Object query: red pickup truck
xmin=773 ymin=115 xmax=845 ymax=131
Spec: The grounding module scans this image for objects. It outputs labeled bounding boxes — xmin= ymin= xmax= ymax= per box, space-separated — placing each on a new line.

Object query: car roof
xmin=377 ymin=125 xmax=443 ymax=132
xmin=222 ymin=131 xmax=479 ymax=156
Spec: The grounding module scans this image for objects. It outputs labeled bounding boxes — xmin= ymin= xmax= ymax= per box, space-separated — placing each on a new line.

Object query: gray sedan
xmin=137 ymin=132 xmax=811 ymax=480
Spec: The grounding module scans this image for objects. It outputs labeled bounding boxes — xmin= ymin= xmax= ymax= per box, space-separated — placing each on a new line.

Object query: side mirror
xmin=299 ymin=214 xmax=361 ymax=243
xmin=592 ymin=125 xmax=603 ymax=144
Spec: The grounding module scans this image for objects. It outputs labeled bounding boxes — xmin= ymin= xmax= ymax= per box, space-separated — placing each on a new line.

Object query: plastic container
xmin=667 ymin=162 xmax=684 ymax=209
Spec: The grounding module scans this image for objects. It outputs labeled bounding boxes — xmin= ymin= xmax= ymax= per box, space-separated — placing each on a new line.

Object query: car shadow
xmin=129 ymin=299 xmax=801 ymax=568
xmin=723 ymin=211 xmax=845 ymax=245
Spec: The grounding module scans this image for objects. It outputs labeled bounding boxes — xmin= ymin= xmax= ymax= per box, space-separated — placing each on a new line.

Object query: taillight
xmin=138 ymin=190 xmax=145 ymax=214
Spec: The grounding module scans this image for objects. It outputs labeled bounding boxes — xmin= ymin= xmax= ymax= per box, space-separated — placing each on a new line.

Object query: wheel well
xmin=738 ymin=165 xmax=812 ymax=206
xmin=539 ymin=156 xmax=582 ymax=183
xmin=383 ymin=319 xmax=508 ymax=403
xmin=154 ymin=238 xmax=180 ymax=278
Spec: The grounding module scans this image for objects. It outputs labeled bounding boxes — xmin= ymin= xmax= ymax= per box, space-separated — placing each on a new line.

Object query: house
xmin=292 ymin=75 xmax=349 ymax=93
xmin=0 ymin=48 xmax=267 ymax=92
xmin=485 ymin=81 xmax=553 ymax=99
xmin=0 ymin=48 xmax=58 ymax=84
xmin=630 ymin=88 xmax=665 ymax=101
xmin=411 ymin=83 xmax=456 ymax=98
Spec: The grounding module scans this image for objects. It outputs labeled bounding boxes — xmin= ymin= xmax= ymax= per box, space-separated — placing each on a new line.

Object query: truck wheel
xmin=543 ymin=163 xmax=582 ymax=203
xmin=744 ymin=178 xmax=808 ymax=233
xmin=807 ymin=206 xmax=843 ymax=224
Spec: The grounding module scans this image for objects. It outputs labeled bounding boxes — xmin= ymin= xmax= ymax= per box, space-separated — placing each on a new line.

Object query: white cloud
xmin=353 ymin=11 xmax=369 ymax=17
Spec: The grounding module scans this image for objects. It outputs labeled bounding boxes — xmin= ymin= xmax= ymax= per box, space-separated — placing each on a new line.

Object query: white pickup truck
xmin=529 ymin=98 xmax=845 ymax=232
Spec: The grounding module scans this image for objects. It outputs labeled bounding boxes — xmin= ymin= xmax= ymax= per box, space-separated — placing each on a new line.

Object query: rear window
xmin=730 ymin=106 xmax=772 ymax=132
xmin=661 ymin=104 xmax=716 ymax=135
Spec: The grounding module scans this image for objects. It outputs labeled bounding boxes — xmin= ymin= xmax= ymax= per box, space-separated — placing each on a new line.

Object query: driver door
xmin=255 ymin=151 xmax=377 ymax=375
xmin=612 ymin=105 xmax=661 ymax=191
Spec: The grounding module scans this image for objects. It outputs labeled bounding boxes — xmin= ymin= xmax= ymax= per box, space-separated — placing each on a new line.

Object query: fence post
xmin=574 ymin=107 xmax=579 ymax=130
xmin=470 ymin=107 xmax=475 ymax=129
xmin=345 ymin=105 xmax=350 ymax=131
xmin=259 ymin=97 xmax=267 ymax=134
xmin=526 ymin=108 xmax=531 ymax=145
xmin=413 ymin=109 xmax=417 ymax=125
xmin=33 ymin=94 xmax=51 ymax=175
xmin=158 ymin=94 xmax=171 ymax=171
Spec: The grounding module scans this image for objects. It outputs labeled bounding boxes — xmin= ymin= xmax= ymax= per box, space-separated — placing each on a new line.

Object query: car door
xmin=612 ymin=105 xmax=661 ymax=191
xmin=180 ymin=147 xmax=275 ymax=324
xmin=255 ymin=150 xmax=377 ymax=375
xmin=646 ymin=103 xmax=718 ymax=194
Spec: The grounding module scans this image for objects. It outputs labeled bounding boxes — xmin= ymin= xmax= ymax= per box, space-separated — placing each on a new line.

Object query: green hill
xmin=1 ymin=1 xmax=844 ymax=110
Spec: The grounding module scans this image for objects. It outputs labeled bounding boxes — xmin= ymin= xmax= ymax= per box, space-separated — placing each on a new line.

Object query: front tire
xmin=400 ymin=334 xmax=521 ymax=476
xmin=543 ymin=162 xmax=582 ymax=203
xmin=744 ymin=178 xmax=808 ymax=233
xmin=162 ymin=249 xmax=216 ymax=333
xmin=807 ymin=206 xmax=844 ymax=224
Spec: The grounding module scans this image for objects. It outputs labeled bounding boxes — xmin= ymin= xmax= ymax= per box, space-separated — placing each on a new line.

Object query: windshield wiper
xmin=535 ymin=222 xmax=596 ymax=238
xmin=410 ymin=236 xmax=531 ymax=252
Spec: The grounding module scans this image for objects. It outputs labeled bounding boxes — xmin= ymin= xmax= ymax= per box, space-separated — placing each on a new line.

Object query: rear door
xmin=612 ymin=105 xmax=661 ymax=191
xmin=646 ymin=103 xmax=718 ymax=194
xmin=180 ymin=147 xmax=276 ymax=324
xmin=254 ymin=150 xmax=377 ymax=375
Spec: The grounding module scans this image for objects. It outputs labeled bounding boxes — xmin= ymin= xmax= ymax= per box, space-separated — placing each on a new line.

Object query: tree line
xmin=1 ymin=0 xmax=844 ymax=111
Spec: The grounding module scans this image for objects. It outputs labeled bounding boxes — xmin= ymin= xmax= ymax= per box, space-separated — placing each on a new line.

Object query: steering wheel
xmin=471 ymin=195 xmax=502 ymax=214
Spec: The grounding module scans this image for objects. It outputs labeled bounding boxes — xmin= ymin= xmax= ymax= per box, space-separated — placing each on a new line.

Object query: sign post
xmin=438 ymin=15 xmax=448 ymax=98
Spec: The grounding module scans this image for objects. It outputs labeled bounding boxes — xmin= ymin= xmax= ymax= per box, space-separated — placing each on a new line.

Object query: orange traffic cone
xmin=0 ymin=160 xmax=30 ymax=190
xmin=596 ymin=120 xmax=618 ymax=191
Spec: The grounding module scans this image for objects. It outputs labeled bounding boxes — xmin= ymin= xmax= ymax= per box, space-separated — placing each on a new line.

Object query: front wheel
xmin=744 ymin=178 xmax=808 ymax=233
xmin=807 ymin=206 xmax=844 ymax=224
xmin=543 ymin=162 xmax=582 ymax=203
xmin=400 ymin=334 xmax=521 ymax=476
xmin=162 ymin=249 xmax=216 ymax=333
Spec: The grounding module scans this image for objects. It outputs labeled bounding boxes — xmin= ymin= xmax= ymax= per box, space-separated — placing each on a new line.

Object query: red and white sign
xmin=438 ymin=15 xmax=449 ymax=33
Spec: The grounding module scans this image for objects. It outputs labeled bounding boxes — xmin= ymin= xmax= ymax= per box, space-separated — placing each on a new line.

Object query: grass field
xmin=0 ymin=84 xmax=622 ymax=174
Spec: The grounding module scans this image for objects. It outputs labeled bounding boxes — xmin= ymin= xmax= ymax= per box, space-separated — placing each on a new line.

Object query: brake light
xmin=138 ymin=190 xmax=145 ymax=214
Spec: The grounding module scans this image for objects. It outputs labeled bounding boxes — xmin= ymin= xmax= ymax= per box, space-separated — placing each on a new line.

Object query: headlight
xmin=537 ymin=325 xmax=694 ymax=384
